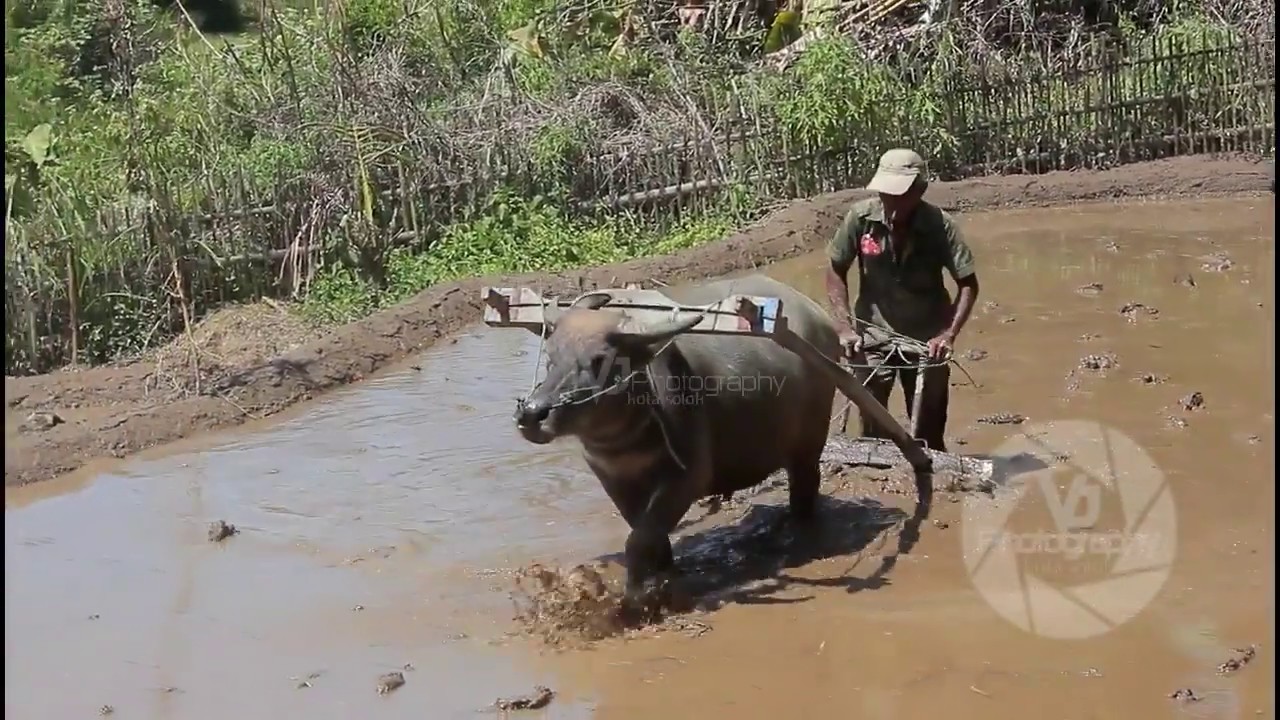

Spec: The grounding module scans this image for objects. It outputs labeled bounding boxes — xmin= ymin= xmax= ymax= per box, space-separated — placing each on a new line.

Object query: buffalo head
xmin=513 ymin=292 xmax=702 ymax=444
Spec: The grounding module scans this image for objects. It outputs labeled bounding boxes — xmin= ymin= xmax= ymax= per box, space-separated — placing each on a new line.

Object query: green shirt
xmin=827 ymin=197 xmax=976 ymax=341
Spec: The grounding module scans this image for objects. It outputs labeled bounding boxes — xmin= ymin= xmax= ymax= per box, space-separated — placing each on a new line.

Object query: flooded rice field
xmin=6 ymin=195 xmax=1275 ymax=719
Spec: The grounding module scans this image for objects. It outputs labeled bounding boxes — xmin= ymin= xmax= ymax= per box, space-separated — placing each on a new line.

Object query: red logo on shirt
xmin=860 ymin=233 xmax=883 ymax=256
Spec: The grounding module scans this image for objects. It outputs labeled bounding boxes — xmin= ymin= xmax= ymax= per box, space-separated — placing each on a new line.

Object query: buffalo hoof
xmin=620 ymin=583 xmax=666 ymax=625
xmin=620 ymin=572 xmax=690 ymax=625
xmin=769 ymin=507 xmax=820 ymax=535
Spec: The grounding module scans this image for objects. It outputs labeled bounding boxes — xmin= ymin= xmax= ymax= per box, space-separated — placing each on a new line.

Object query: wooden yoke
xmin=482 ymin=287 xmax=934 ymax=475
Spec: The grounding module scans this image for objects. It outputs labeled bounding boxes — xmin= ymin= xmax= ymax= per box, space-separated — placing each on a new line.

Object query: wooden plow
xmin=481 ymin=286 xmax=994 ymax=486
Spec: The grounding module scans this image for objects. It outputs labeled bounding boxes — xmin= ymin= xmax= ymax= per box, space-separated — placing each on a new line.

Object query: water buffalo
xmin=513 ymin=274 xmax=841 ymax=601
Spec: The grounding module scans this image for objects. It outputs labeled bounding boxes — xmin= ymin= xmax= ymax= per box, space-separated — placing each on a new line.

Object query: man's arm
xmin=825 ymin=210 xmax=860 ymax=335
xmin=945 ymin=274 xmax=979 ymax=341
xmin=941 ymin=216 xmax=979 ymax=342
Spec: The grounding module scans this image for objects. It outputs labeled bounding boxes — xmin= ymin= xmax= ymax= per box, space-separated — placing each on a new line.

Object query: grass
xmin=3 ymin=0 xmax=1274 ymax=375
xmin=299 ymin=194 xmax=745 ymax=326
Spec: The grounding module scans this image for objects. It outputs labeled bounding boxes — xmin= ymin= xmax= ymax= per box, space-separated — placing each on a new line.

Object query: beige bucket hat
xmin=866 ymin=148 xmax=928 ymax=196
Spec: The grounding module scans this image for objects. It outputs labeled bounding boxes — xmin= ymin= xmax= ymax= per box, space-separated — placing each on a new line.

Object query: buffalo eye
xmin=589 ymin=354 xmax=608 ymax=378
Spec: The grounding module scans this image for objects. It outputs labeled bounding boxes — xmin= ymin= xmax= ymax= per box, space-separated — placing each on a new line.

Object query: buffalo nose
xmin=515 ymin=398 xmax=552 ymax=427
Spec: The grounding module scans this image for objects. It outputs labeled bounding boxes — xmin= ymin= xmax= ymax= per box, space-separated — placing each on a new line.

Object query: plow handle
xmin=771 ymin=327 xmax=934 ymax=474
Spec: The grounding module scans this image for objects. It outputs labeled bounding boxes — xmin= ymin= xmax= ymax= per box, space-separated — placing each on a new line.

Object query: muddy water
xmin=5 ymin=330 xmax=610 ymax=719
xmin=553 ymin=196 xmax=1276 ymax=719
xmin=6 ymin=196 xmax=1275 ymax=719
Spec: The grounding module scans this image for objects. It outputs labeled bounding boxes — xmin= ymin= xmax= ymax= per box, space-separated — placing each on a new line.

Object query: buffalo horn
xmin=611 ymin=311 xmax=705 ymax=348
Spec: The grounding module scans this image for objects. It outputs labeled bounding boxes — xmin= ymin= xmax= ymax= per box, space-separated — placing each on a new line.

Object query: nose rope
xmin=526 ymin=296 xmax=555 ymax=398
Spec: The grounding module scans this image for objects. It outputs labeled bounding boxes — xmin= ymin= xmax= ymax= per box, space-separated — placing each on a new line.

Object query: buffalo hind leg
xmin=757 ymin=460 xmax=822 ymax=540
xmin=787 ymin=446 xmax=825 ymax=522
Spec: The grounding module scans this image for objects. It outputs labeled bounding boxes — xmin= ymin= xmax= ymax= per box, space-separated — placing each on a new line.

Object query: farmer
xmin=824 ymin=148 xmax=980 ymax=452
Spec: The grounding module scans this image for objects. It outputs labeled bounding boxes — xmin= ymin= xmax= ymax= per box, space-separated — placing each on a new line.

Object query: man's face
xmin=879 ymin=183 xmax=924 ymax=230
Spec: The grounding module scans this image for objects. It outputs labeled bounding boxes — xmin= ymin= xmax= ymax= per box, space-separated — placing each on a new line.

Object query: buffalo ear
xmin=525 ymin=295 xmax=565 ymax=336
xmin=571 ymin=291 xmax=614 ymax=310
xmin=524 ymin=292 xmax=612 ymax=336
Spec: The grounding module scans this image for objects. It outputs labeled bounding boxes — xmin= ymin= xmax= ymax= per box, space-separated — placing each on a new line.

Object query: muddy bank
xmin=5 ymin=154 xmax=1272 ymax=487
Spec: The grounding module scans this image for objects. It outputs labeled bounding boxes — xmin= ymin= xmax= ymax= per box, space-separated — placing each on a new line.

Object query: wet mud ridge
xmin=510 ymin=438 xmax=995 ymax=649
xmin=5 ymin=154 xmax=1273 ymax=487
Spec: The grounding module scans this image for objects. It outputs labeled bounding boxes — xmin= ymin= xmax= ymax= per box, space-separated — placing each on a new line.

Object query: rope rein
xmin=826 ymin=317 xmax=982 ymax=430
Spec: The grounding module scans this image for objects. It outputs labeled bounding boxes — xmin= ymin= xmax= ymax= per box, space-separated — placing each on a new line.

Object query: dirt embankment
xmin=5 ymin=155 xmax=1272 ymax=487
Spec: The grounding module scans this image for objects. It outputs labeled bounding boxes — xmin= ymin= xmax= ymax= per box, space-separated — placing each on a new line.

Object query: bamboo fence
xmin=5 ymin=29 xmax=1276 ymax=374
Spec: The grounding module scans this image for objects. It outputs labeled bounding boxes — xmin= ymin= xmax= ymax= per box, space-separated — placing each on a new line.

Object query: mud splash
xmin=509 ymin=460 xmax=988 ymax=649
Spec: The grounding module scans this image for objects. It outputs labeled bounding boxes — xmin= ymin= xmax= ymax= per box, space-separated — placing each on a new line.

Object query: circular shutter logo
xmin=961 ymin=420 xmax=1177 ymax=639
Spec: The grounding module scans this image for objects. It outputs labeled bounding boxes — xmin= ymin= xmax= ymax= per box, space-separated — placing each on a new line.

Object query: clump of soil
xmin=1080 ymin=353 xmax=1118 ymax=370
xmin=1120 ymin=302 xmax=1160 ymax=321
xmin=1216 ymin=645 xmax=1257 ymax=675
xmin=208 ymin=520 xmax=238 ymax=542
xmin=1180 ymin=391 xmax=1205 ymax=411
xmin=495 ymin=686 xmax=555 ymax=711
xmin=146 ymin=301 xmax=328 ymax=395
xmin=1169 ymin=687 xmax=1202 ymax=702
xmin=1201 ymin=252 xmax=1234 ymax=272
xmin=19 ymin=411 xmax=62 ymax=432
xmin=376 ymin=671 xmax=405 ymax=695
xmin=977 ymin=412 xmax=1026 ymax=425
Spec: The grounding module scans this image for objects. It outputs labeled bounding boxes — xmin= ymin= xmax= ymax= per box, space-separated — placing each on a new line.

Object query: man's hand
xmin=926 ymin=331 xmax=955 ymax=362
xmin=838 ymin=328 xmax=862 ymax=360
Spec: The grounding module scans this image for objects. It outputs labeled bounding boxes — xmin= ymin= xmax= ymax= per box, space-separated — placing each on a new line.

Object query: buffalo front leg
xmin=621 ymin=476 xmax=698 ymax=616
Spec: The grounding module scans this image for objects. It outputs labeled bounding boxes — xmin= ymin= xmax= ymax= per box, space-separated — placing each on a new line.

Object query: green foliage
xmin=300 ymin=188 xmax=745 ymax=324
xmin=767 ymin=35 xmax=955 ymax=161
xmin=2 ymin=0 xmax=1271 ymax=374
xmin=763 ymin=10 xmax=802 ymax=54
xmin=340 ymin=0 xmax=403 ymax=55
xmin=527 ymin=122 xmax=589 ymax=187
xmin=299 ymin=263 xmax=378 ymax=326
